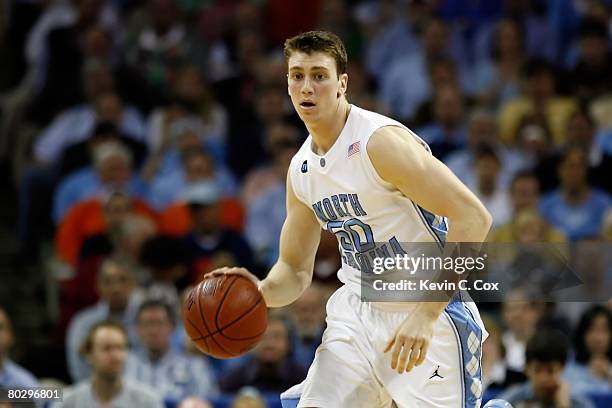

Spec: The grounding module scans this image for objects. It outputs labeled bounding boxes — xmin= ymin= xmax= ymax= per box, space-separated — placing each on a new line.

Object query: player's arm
xmin=368 ymin=125 xmax=492 ymax=373
xmin=257 ymin=172 xmax=322 ymax=307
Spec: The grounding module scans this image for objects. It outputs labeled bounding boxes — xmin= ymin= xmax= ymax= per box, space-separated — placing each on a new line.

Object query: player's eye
xmin=291 ymin=73 xmax=303 ymax=80
xmin=315 ymin=73 xmax=327 ymax=80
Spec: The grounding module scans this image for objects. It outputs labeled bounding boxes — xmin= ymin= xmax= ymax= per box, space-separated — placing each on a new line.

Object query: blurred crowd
xmin=0 ymin=0 xmax=611 ymax=407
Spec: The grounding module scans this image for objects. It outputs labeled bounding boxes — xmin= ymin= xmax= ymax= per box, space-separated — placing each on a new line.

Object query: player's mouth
xmin=300 ymin=101 xmax=316 ymax=110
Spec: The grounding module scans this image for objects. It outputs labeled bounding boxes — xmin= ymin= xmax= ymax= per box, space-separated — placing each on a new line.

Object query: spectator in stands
xmin=183 ymin=181 xmax=257 ymax=281
xmin=220 ymin=313 xmax=307 ymax=393
xmin=490 ymin=172 xmax=566 ymax=242
xmin=291 ymin=284 xmax=326 ymax=368
xmin=56 ymin=321 xmax=163 ymax=408
xmin=417 ymin=85 xmax=467 ymax=160
xmin=467 ymin=146 xmax=511 ymax=227
xmin=445 ymin=108 xmax=526 ymax=190
xmin=55 ymin=189 xmax=156 ymax=267
xmin=0 ymin=306 xmax=39 ymax=390
xmin=125 ymin=300 xmax=218 ymax=404
xmin=500 ymin=329 xmax=594 ymax=408
xmin=571 ymin=18 xmax=612 ymax=101
xmin=473 ymin=19 xmax=524 ymax=108
xmin=539 ymin=146 xmax=611 ymax=240
xmin=501 ymin=288 xmax=545 ymax=372
xmin=481 ymin=315 xmax=525 ymax=393
xmin=53 ymin=140 xmax=148 ymax=224
xmin=139 ymin=236 xmax=189 ymax=307
xmin=499 ymin=59 xmax=577 ymax=146
xmin=565 ymin=305 xmax=612 ymax=397
xmin=243 ymin=122 xmax=301 ymax=267
xmin=380 ymin=18 xmax=471 ymax=122
xmin=145 ymin=65 xmax=228 ymax=165
xmin=66 ymin=257 xmax=140 ymax=381
xmin=124 ymin=0 xmax=207 ymax=93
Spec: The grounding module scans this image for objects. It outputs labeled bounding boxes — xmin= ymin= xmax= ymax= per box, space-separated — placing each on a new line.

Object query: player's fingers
xmin=415 ymin=340 xmax=429 ymax=367
xmin=405 ymin=339 xmax=423 ymax=372
xmin=390 ymin=340 xmax=403 ymax=370
xmin=384 ymin=337 xmax=394 ymax=353
xmin=396 ymin=342 xmax=413 ymax=374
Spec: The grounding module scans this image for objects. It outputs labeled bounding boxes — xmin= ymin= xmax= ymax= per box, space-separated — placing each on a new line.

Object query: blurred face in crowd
xmin=183 ymin=151 xmax=214 ymax=182
xmin=266 ymin=123 xmax=300 ymax=174
xmin=502 ymin=291 xmax=541 ymax=338
xmin=174 ymin=67 xmax=205 ymax=109
xmin=255 ymin=319 xmax=290 ymax=364
xmin=137 ymin=306 xmax=174 ymax=356
xmin=83 ymin=26 xmax=112 ymax=59
xmin=585 ymin=313 xmax=611 ymax=356
xmin=526 ymin=71 xmax=554 ymax=100
xmin=580 ymin=34 xmax=608 ymax=66
xmin=178 ymin=397 xmax=213 ymax=408
xmin=495 ymin=19 xmax=522 ymax=57
xmin=190 ymin=201 xmax=221 ymax=235
xmin=511 ymin=175 xmax=539 ymax=212
xmin=96 ymin=151 xmax=132 ymax=187
xmin=95 ymin=93 xmax=123 ymax=125
xmin=103 ymin=193 xmax=132 ymax=230
xmin=287 ymin=51 xmax=347 ymax=127
xmin=467 ymin=114 xmax=497 ymax=148
xmin=525 ymin=360 xmax=564 ymax=403
xmin=475 ymin=154 xmax=500 ymax=192
xmin=97 ymin=261 xmax=135 ymax=313
xmin=293 ymin=286 xmax=325 ymax=339
xmin=433 ymin=86 xmax=463 ymax=128
xmin=87 ymin=326 xmax=128 ymax=379
xmin=0 ymin=308 xmax=14 ymax=360
xmin=566 ymin=112 xmax=594 ymax=147
xmin=83 ymin=62 xmax=115 ymax=102
xmin=515 ymin=210 xmax=546 ymax=243
xmin=230 ymin=395 xmax=267 ymax=408
xmin=558 ymin=148 xmax=588 ymax=194
xmin=422 ymin=20 xmax=449 ymax=58
xmin=429 ymin=60 xmax=459 ymax=91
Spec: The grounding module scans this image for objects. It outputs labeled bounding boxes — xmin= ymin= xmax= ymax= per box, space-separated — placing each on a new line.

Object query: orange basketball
xmin=183 ymin=274 xmax=268 ymax=358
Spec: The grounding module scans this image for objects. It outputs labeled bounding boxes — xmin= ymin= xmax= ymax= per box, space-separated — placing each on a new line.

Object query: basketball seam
xmin=213 ymin=296 xmax=266 ymax=341
xmin=212 ymin=276 xmax=265 ymax=341
xmin=186 ymin=317 xmax=210 ymax=351
xmin=198 ymin=277 xmax=233 ymax=356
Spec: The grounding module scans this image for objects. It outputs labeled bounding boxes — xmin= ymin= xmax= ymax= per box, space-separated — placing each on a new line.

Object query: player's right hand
xmin=207 ymin=267 xmax=262 ymax=293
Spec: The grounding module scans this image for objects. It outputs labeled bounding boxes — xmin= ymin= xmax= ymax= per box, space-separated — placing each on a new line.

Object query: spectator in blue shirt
xmin=539 ymin=146 xmax=612 ymax=240
xmin=0 ymin=306 xmax=39 ymax=390
xmin=564 ymin=305 xmax=612 ymax=397
xmin=125 ymin=299 xmax=218 ymax=404
xmin=500 ymin=329 xmax=594 ymax=408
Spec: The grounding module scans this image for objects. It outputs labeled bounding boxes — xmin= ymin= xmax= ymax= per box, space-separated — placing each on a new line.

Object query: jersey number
xmin=327 ymin=218 xmax=375 ymax=253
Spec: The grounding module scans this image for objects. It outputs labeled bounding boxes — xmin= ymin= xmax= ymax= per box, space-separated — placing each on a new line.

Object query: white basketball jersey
xmin=289 ymin=105 xmax=448 ymax=295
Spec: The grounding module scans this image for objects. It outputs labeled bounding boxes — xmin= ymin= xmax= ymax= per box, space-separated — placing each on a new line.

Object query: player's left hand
xmin=384 ymin=308 xmax=436 ymax=374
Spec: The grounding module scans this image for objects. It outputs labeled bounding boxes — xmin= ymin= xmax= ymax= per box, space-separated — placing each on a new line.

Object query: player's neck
xmin=308 ymin=100 xmax=351 ymax=155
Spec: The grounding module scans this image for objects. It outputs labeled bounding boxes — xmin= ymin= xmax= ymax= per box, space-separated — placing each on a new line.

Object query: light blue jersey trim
xmin=444 ymin=294 xmax=484 ymax=408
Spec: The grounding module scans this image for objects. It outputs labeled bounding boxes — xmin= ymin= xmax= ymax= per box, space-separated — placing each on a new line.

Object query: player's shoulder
xmin=288 ymin=136 xmax=313 ymax=174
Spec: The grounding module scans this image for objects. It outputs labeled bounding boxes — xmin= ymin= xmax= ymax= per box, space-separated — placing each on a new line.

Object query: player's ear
xmin=338 ymin=73 xmax=348 ymax=98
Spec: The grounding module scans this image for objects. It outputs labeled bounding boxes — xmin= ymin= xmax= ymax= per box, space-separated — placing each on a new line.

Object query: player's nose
xmin=301 ymin=78 xmax=314 ymax=95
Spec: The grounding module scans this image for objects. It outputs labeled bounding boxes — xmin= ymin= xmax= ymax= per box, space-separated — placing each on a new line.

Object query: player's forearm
xmin=259 ymin=260 xmax=312 ymax=308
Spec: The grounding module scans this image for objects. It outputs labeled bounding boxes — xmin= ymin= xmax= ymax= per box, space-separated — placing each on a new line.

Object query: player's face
xmin=89 ymin=327 xmax=128 ymax=379
xmin=287 ymin=51 xmax=347 ymax=125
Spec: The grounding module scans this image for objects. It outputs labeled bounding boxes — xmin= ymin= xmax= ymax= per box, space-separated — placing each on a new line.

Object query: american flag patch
xmin=348 ymin=141 xmax=360 ymax=158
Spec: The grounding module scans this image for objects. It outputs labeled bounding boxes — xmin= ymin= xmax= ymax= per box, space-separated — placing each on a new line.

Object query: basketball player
xmin=213 ymin=31 xmax=493 ymax=407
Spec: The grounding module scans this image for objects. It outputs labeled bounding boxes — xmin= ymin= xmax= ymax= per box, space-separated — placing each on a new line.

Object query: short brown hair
xmin=284 ymin=31 xmax=348 ymax=76
xmin=80 ymin=320 xmax=127 ymax=356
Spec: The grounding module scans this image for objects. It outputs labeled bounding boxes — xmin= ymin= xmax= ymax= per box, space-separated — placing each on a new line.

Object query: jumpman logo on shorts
xmin=429 ymin=365 xmax=444 ymax=380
